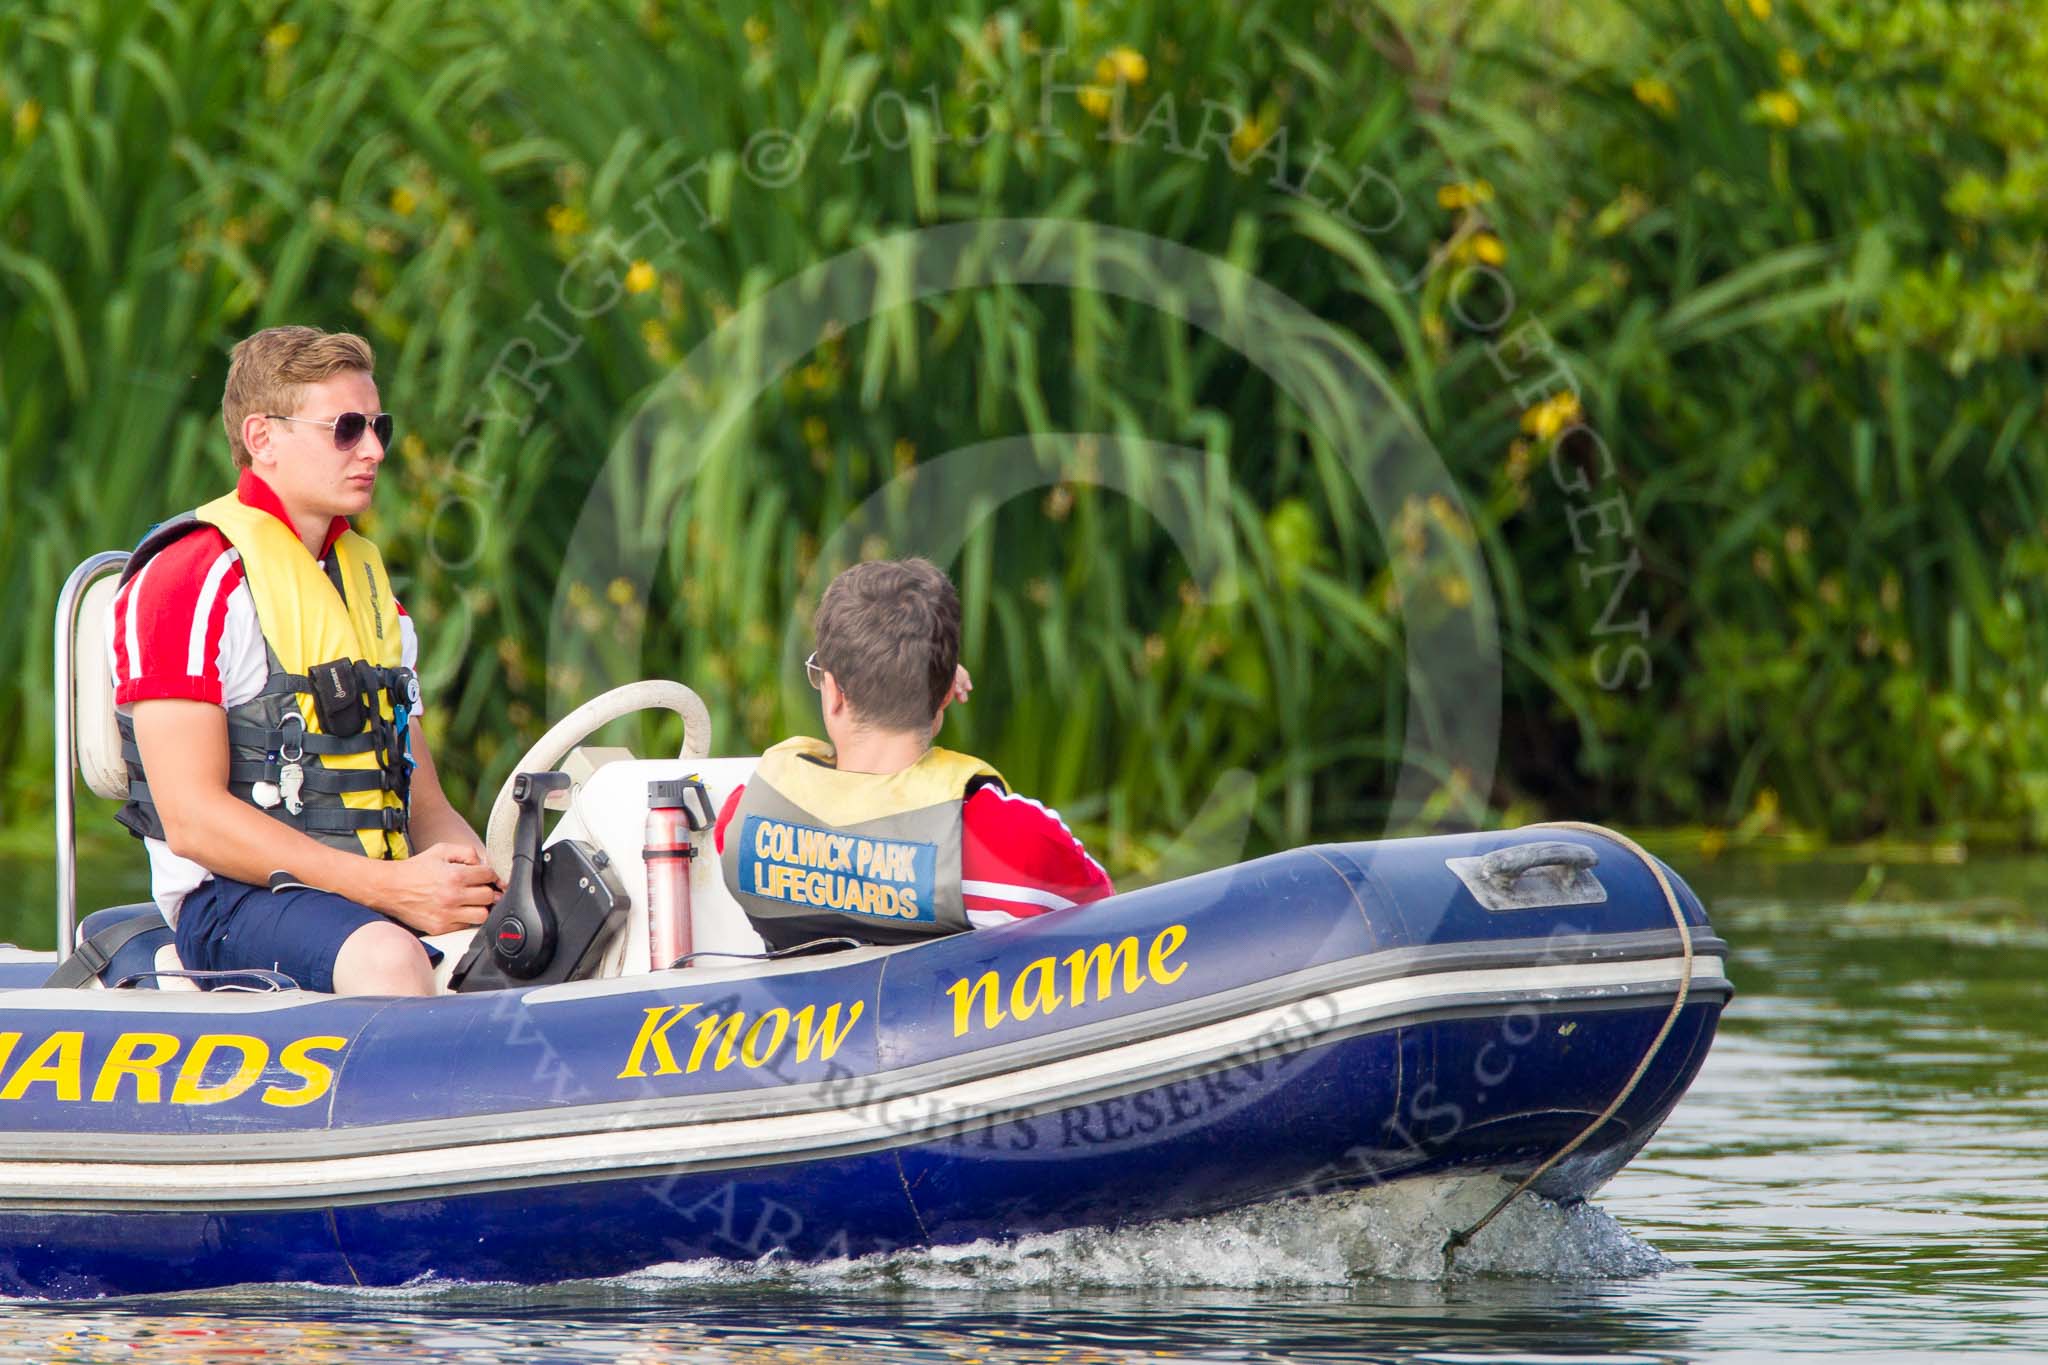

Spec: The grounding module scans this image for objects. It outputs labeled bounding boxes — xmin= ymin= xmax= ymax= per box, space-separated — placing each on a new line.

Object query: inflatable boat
xmin=0 ymin=555 xmax=1729 ymax=1299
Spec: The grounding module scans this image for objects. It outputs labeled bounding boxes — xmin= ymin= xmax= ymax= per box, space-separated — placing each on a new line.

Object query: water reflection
xmin=17 ymin=1285 xmax=1701 ymax=1364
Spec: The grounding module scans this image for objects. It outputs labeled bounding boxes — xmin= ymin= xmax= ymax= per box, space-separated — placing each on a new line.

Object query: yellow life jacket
xmin=719 ymin=737 xmax=1004 ymax=950
xmin=115 ymin=492 xmax=414 ymax=860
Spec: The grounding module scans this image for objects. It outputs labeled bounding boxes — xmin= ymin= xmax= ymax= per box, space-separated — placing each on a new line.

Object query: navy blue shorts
xmin=175 ymin=875 xmax=440 ymax=994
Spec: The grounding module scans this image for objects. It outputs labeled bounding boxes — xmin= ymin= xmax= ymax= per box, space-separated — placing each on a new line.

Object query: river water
xmin=0 ymin=843 xmax=2040 ymax=1361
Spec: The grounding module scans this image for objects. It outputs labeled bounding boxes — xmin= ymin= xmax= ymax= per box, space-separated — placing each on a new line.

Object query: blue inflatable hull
xmin=0 ymin=829 xmax=1727 ymax=1298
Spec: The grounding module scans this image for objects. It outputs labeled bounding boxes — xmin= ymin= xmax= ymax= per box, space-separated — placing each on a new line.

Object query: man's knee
xmin=332 ymin=920 xmax=435 ymax=996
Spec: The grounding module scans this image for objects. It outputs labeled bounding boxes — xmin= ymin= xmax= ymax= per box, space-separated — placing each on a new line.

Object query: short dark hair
xmin=813 ymin=558 xmax=959 ymax=731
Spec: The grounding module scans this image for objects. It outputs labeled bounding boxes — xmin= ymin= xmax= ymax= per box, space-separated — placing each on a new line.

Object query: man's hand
xmin=368 ymin=843 xmax=499 ymax=935
xmin=931 ymin=664 xmax=975 ymax=737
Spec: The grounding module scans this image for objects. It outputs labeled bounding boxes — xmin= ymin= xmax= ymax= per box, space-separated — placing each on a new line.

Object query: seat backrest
xmin=75 ymin=573 xmax=127 ymax=801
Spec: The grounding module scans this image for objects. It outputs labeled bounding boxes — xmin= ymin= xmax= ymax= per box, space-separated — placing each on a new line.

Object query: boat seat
xmin=70 ymin=903 xmax=190 ymax=990
xmin=74 ymin=572 xmax=128 ymax=801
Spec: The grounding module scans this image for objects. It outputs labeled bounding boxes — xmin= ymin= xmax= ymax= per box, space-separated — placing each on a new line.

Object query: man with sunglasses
xmin=712 ymin=558 xmax=1113 ymax=951
xmin=106 ymin=325 xmax=498 ymax=995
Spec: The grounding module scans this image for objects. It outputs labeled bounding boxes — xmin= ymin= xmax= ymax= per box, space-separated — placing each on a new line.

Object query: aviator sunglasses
xmin=265 ymin=410 xmax=395 ymax=452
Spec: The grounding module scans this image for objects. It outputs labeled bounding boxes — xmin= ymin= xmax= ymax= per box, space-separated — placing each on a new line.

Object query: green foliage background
xmin=1 ymin=0 xmax=2042 ymax=867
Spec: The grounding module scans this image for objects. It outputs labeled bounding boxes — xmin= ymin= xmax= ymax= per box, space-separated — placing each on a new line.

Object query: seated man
xmin=108 ymin=325 xmax=499 ymax=996
xmin=715 ymin=558 xmax=1112 ymax=949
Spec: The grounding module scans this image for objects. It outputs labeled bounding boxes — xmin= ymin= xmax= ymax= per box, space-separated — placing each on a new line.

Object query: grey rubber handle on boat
xmin=1475 ymin=841 xmax=1598 ymax=884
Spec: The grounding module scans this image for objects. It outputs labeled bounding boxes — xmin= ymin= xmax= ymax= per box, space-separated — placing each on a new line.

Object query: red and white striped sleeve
xmin=960 ymin=785 xmax=1115 ymax=926
xmin=107 ymin=528 xmax=244 ymax=707
xmin=712 ymin=784 xmax=745 ymax=854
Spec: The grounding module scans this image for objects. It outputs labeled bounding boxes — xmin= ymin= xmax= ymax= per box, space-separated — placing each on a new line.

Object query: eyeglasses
xmin=805 ymin=651 xmax=825 ymax=689
xmin=265 ymin=411 xmax=394 ymax=452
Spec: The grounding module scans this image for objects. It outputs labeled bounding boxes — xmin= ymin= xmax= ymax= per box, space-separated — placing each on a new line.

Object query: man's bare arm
xmin=131 ymin=699 xmax=496 ymax=935
xmin=403 ymin=723 xmax=488 ymax=858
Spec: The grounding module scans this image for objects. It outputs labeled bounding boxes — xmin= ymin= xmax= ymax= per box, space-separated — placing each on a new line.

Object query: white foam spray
xmin=624 ymin=1178 xmax=1672 ymax=1292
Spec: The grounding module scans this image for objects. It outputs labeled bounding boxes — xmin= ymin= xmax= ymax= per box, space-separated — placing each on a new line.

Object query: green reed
xmin=1 ymin=0 xmax=2042 ymax=871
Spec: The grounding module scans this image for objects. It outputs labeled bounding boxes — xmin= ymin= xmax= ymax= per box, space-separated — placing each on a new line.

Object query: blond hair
xmin=221 ymin=326 xmax=375 ymax=469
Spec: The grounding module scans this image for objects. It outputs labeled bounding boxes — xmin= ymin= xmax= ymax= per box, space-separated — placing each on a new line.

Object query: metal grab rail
xmin=54 ymin=551 xmax=129 ymax=962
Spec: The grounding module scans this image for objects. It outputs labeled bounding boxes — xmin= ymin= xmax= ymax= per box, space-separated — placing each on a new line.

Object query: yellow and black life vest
xmin=720 ymin=737 xmax=1004 ymax=950
xmin=115 ymin=492 xmax=415 ymax=860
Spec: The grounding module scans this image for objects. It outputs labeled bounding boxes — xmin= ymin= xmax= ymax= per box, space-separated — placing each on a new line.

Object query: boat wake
xmin=98 ymin=1180 xmax=1669 ymax=1310
xmin=614 ymin=1179 xmax=1672 ymax=1291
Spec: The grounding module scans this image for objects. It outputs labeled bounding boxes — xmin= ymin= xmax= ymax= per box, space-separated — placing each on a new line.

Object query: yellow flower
xmin=1520 ymin=390 xmax=1584 ymax=441
xmin=742 ymin=16 xmax=769 ymax=45
xmin=1077 ymin=86 xmax=1114 ymax=119
xmin=1592 ymin=186 xmax=1650 ymax=238
xmin=1631 ymin=77 xmax=1677 ymax=116
xmin=606 ymin=578 xmax=636 ymax=607
xmin=264 ymin=22 xmax=301 ymax=54
xmin=1756 ymin=90 xmax=1800 ymax=127
xmin=1436 ymin=180 xmax=1494 ymax=211
xmin=1095 ymin=46 xmax=1148 ymax=86
xmin=1776 ymin=48 xmax=1803 ymax=78
xmin=1231 ymin=112 xmax=1275 ymax=162
xmin=624 ymin=259 xmax=657 ymax=294
xmin=640 ymin=317 xmax=672 ymax=361
xmin=389 ymin=186 xmax=418 ymax=217
xmin=12 ymin=98 xmax=40 ymax=144
xmin=545 ymin=203 xmax=588 ymax=237
xmin=1745 ymin=0 xmax=1771 ymax=19
xmin=1472 ymin=231 xmax=1506 ymax=266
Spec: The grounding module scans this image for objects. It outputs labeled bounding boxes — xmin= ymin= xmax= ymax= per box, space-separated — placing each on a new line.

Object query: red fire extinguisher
xmin=646 ymin=776 xmax=713 ymax=970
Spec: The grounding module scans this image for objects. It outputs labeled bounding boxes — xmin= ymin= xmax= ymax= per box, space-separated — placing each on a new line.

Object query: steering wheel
xmin=482 ymin=680 xmax=713 ymax=880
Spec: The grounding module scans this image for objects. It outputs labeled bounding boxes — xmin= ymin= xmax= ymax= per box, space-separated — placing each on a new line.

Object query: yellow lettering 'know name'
xmin=946 ymin=924 xmax=1190 ymax=1037
xmin=618 ymin=999 xmax=868 ymax=1079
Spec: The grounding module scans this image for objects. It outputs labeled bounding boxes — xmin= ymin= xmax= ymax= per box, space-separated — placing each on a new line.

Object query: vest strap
xmin=222 ymin=720 xmax=384 ymax=756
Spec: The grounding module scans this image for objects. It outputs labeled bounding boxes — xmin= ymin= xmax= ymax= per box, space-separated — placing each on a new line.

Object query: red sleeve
xmin=960 ymin=785 xmax=1115 ymax=923
xmin=712 ymin=784 xmax=745 ymax=854
xmin=110 ymin=528 xmax=242 ymax=707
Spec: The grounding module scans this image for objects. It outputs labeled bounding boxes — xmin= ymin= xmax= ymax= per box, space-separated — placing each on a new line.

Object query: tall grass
xmin=1 ymin=0 xmax=2042 ymax=861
